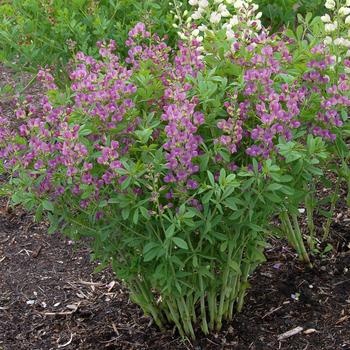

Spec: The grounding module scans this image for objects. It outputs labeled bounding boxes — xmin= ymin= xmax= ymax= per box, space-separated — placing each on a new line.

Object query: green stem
xmin=236 ymin=262 xmax=250 ymax=313
xmin=216 ymin=242 xmax=234 ymax=331
xmin=305 ymin=193 xmax=316 ymax=250
xmin=280 ymin=212 xmax=297 ymax=249
xmin=199 ymin=274 xmax=209 ymax=335
xmin=166 ymin=299 xmax=185 ymax=338
xmin=323 ymin=176 xmax=341 ymax=241
xmin=208 ymin=286 xmax=216 ymax=331
xmin=291 ymin=214 xmax=312 ymax=268
xmin=228 ymin=273 xmax=240 ymax=320
xmin=136 ymin=280 xmax=165 ymax=330
xmin=178 ymin=296 xmax=195 ymax=340
xmin=281 ymin=211 xmax=311 ymax=267
xmin=187 ymin=292 xmax=197 ymax=324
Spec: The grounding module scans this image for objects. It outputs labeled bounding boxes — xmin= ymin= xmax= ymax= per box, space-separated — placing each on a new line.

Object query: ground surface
xmin=0 ymin=64 xmax=350 ymax=350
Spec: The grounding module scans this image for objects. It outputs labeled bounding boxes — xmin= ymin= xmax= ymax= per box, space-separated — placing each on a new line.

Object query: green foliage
xmin=256 ymin=0 xmax=325 ymax=31
xmin=0 ymin=0 xmax=175 ymax=76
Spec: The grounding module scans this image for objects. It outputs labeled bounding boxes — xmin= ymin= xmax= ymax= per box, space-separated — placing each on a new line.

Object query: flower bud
xmin=321 ymin=14 xmax=331 ymax=22
xmin=339 ymin=7 xmax=350 ymax=16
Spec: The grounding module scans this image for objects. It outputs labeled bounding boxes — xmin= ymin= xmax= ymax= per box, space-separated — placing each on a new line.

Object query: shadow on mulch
xmin=0 ymin=197 xmax=349 ymax=350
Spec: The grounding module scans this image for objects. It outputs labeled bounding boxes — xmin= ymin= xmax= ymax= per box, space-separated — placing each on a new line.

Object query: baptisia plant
xmin=0 ymin=19 xmax=298 ymax=338
xmin=1 ymin=0 xmax=349 ymax=341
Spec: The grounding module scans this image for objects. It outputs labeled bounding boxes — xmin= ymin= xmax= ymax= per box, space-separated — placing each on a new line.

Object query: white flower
xmin=334 ymin=38 xmax=345 ymax=46
xmin=346 ymin=49 xmax=350 ymax=57
xmin=192 ymin=28 xmax=200 ymax=36
xmin=192 ymin=10 xmax=203 ymax=19
xmin=346 ymin=15 xmax=350 ymax=24
xmin=321 ymin=14 xmax=331 ymax=23
xmin=218 ymin=4 xmax=230 ymax=17
xmin=325 ymin=21 xmax=338 ymax=32
xmin=189 ymin=0 xmax=198 ymax=5
xmin=198 ymin=24 xmax=208 ymax=31
xmin=226 ymin=0 xmax=234 ymax=4
xmin=198 ymin=0 xmax=209 ymax=8
xmin=256 ymin=12 xmax=262 ymax=19
xmin=324 ymin=36 xmax=332 ymax=45
xmin=255 ymin=19 xmax=262 ymax=31
xmin=214 ymin=0 xmax=224 ymax=3
xmin=178 ymin=32 xmax=187 ymax=40
xmin=252 ymin=4 xmax=259 ymax=11
xmin=229 ymin=15 xmax=239 ymax=27
xmin=339 ymin=7 xmax=350 ymax=16
xmin=234 ymin=0 xmax=244 ymax=9
xmin=347 ymin=0 xmax=350 ymax=5
xmin=226 ymin=29 xmax=235 ymax=39
xmin=210 ymin=11 xmax=222 ymax=23
xmin=325 ymin=0 xmax=336 ymax=10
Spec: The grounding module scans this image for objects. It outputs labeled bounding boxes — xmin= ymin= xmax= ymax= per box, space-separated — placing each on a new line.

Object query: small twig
xmin=32 ymin=245 xmax=42 ymax=258
xmin=336 ymin=315 xmax=349 ymax=325
xmin=42 ymin=311 xmax=76 ymax=316
xmin=77 ymin=280 xmax=104 ymax=287
xmin=0 ymin=236 xmax=10 ymax=244
xmin=0 ymin=256 xmax=6 ymax=263
xmin=334 ymin=279 xmax=350 ymax=286
xmin=111 ymin=322 xmax=120 ymax=336
xmin=57 ymin=333 xmax=74 ymax=348
xmin=278 ymin=326 xmax=303 ymax=341
xmin=262 ymin=306 xmax=283 ymax=319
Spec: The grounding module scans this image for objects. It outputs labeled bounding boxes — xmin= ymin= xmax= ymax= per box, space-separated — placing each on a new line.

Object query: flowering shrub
xmin=1 ymin=0 xmax=349 ymax=340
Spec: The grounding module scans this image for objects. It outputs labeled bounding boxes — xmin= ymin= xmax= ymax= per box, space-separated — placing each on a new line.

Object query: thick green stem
xmin=166 ymin=299 xmax=185 ymax=338
xmin=179 ymin=296 xmax=195 ymax=340
xmin=136 ymin=280 xmax=165 ymax=330
xmin=208 ymin=286 xmax=216 ymax=331
xmin=323 ymin=176 xmax=341 ymax=241
xmin=280 ymin=212 xmax=297 ymax=249
xmin=281 ymin=211 xmax=312 ymax=267
xmin=187 ymin=292 xmax=197 ymax=324
xmin=228 ymin=273 xmax=240 ymax=320
xmin=199 ymin=274 xmax=209 ymax=335
xmin=305 ymin=193 xmax=316 ymax=250
xmin=236 ymin=262 xmax=250 ymax=313
xmin=216 ymin=242 xmax=234 ymax=331
xmin=291 ymin=214 xmax=312 ymax=268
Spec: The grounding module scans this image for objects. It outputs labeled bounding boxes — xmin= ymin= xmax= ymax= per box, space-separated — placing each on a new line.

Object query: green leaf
xmin=223 ymin=197 xmax=238 ymax=210
xmin=165 ymin=224 xmax=176 ymax=238
xmin=133 ymin=209 xmax=139 ymax=225
xmin=144 ymin=248 xmax=160 ymax=262
xmin=267 ymin=183 xmax=282 ymax=191
xmin=207 ymin=170 xmax=215 ymax=186
xmin=202 ymin=190 xmax=214 ymax=204
xmin=43 ymin=200 xmax=54 ymax=212
xmin=172 ymin=237 xmax=188 ymax=250
xmin=229 ymin=260 xmax=241 ymax=274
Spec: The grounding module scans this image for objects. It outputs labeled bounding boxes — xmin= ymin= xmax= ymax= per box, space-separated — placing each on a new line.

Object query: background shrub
xmin=255 ymin=0 xmax=325 ymax=30
xmin=0 ymin=0 xmax=176 ymax=74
